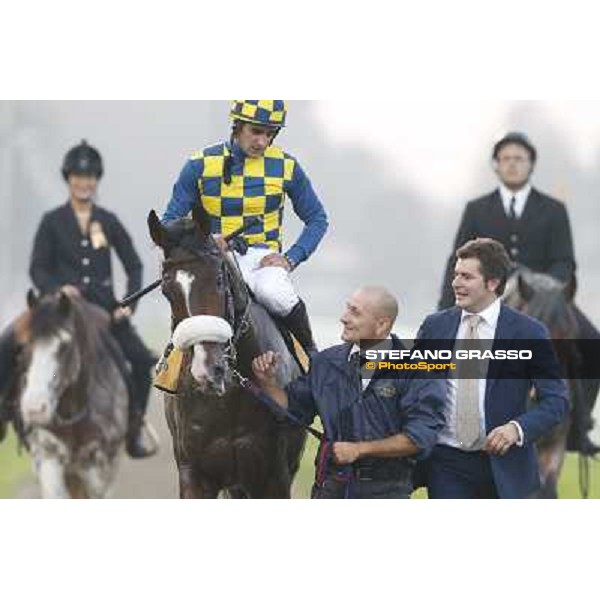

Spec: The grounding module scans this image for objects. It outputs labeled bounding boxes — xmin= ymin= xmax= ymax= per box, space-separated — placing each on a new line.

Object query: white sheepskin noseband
xmin=172 ymin=316 xmax=233 ymax=350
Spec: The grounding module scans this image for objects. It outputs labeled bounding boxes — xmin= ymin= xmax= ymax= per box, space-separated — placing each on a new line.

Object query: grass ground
xmin=3 ymin=426 xmax=599 ymax=499
xmin=292 ymin=432 xmax=600 ymax=499
xmin=0 ymin=430 xmax=30 ymax=498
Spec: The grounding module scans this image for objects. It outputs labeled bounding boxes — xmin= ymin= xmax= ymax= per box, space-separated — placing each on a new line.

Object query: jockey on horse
xmin=161 ymin=100 xmax=329 ymax=356
xmin=0 ymin=141 xmax=157 ymax=458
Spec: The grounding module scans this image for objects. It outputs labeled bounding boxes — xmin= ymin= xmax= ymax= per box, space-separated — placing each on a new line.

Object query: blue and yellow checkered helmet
xmin=230 ymin=100 xmax=287 ymax=128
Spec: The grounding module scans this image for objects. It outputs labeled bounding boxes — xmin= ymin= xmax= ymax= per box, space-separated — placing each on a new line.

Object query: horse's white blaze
xmin=176 ymin=270 xmax=196 ymax=316
xmin=21 ymin=336 xmax=62 ymax=425
xmin=190 ymin=343 xmax=209 ymax=382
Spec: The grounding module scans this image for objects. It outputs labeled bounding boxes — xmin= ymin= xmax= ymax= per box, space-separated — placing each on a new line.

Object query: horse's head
xmin=148 ymin=207 xmax=235 ymax=395
xmin=504 ymin=266 xmax=578 ymax=337
xmin=20 ymin=291 xmax=83 ymax=427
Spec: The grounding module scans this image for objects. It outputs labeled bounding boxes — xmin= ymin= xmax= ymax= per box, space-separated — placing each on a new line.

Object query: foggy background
xmin=1 ymin=100 xmax=599 ymax=344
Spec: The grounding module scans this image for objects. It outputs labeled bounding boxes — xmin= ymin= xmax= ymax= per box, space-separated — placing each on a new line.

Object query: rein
xmin=119 ymin=217 xmax=263 ymax=309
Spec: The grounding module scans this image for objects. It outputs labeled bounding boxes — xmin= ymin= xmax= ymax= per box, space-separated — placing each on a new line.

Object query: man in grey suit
xmin=438 ymin=132 xmax=600 ymax=455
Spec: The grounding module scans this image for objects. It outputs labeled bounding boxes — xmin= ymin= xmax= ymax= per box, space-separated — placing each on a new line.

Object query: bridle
xmin=20 ymin=328 xmax=90 ymax=434
xmin=161 ymin=237 xmax=253 ymax=373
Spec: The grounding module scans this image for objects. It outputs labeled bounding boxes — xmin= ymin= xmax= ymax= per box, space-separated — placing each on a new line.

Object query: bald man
xmin=252 ymin=286 xmax=446 ymax=499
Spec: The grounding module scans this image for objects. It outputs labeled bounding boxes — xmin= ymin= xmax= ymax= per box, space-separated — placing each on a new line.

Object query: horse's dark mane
xmin=163 ymin=218 xmax=214 ymax=255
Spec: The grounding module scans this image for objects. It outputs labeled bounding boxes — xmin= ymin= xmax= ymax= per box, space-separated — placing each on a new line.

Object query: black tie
xmin=509 ymin=196 xmax=517 ymax=220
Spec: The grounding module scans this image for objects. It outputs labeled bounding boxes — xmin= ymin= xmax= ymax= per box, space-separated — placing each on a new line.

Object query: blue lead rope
xmin=235 ymin=371 xmax=359 ymax=497
xmin=234 ymin=371 xmax=323 ymax=441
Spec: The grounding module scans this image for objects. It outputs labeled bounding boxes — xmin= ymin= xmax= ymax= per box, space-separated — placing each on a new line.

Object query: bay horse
xmin=147 ymin=207 xmax=306 ymax=498
xmin=16 ymin=291 xmax=129 ymax=498
xmin=503 ymin=266 xmax=582 ymax=498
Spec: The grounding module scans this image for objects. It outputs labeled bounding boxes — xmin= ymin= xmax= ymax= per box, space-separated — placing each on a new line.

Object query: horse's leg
xmin=244 ymin=460 xmax=291 ymax=499
xmin=36 ymin=456 xmax=69 ymax=498
xmin=535 ymin=421 xmax=569 ymax=499
xmin=79 ymin=461 xmax=115 ymax=498
xmin=28 ymin=430 xmax=70 ymax=498
xmin=260 ymin=476 xmax=291 ymax=499
xmin=66 ymin=474 xmax=88 ymax=499
xmin=178 ymin=464 xmax=218 ymax=499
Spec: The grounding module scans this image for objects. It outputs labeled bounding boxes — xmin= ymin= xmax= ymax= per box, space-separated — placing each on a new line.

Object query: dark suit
xmin=30 ymin=202 xmax=142 ymax=312
xmin=417 ymin=304 xmax=569 ymax=499
xmin=439 ymin=188 xmax=575 ymax=309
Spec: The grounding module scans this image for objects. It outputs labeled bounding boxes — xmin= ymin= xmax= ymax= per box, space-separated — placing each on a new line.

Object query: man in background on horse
xmin=252 ymin=286 xmax=446 ymax=499
xmin=161 ymin=100 xmax=328 ymax=356
xmin=438 ymin=132 xmax=600 ymax=456
xmin=0 ymin=141 xmax=157 ymax=458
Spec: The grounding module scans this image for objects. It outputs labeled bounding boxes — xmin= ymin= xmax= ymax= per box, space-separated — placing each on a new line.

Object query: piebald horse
xmin=17 ymin=291 xmax=128 ymax=498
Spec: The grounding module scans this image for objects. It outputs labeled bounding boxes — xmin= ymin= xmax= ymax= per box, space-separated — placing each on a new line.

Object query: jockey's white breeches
xmin=233 ymin=247 xmax=299 ymax=316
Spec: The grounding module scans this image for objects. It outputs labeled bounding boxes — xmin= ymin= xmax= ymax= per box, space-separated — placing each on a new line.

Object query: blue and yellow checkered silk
xmin=191 ymin=143 xmax=295 ymax=251
xmin=163 ymin=139 xmax=328 ymax=267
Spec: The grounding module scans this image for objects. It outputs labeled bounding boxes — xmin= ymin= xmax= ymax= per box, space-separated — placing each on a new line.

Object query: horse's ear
xmin=148 ymin=210 xmax=166 ymax=248
xmin=58 ymin=291 xmax=71 ymax=318
xmin=191 ymin=204 xmax=211 ymax=238
xmin=565 ymin=273 xmax=577 ymax=303
xmin=517 ymin=274 xmax=534 ymax=302
xmin=26 ymin=288 xmax=39 ymax=309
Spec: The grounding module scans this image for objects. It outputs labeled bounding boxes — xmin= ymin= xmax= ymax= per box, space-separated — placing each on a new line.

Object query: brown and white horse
xmin=148 ymin=207 xmax=306 ymax=498
xmin=17 ymin=291 xmax=128 ymax=498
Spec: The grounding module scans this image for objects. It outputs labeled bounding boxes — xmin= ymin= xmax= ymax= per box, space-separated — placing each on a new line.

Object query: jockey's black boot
xmin=125 ymin=363 xmax=159 ymax=459
xmin=110 ymin=319 xmax=159 ymax=459
xmin=282 ymin=299 xmax=317 ymax=355
xmin=0 ymin=325 xmax=19 ymax=444
xmin=126 ymin=405 xmax=157 ymax=459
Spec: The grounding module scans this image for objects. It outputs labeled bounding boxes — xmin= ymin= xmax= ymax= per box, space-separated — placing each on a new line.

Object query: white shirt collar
xmin=461 ymin=297 xmax=501 ymax=329
xmin=499 ymin=183 xmax=532 ymax=218
xmin=349 ymin=334 xmax=392 ymax=361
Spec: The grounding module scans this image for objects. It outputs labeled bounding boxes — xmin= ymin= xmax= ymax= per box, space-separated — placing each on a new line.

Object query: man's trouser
xmin=311 ymin=459 xmax=414 ymax=499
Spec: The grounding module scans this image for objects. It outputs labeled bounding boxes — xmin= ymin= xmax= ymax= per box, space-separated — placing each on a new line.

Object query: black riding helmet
xmin=62 ymin=140 xmax=104 ymax=180
xmin=492 ymin=131 xmax=537 ymax=164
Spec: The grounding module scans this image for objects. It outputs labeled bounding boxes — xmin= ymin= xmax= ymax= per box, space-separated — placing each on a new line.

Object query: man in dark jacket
xmin=438 ymin=132 xmax=600 ymax=455
xmin=0 ymin=141 xmax=157 ymax=458
xmin=252 ymin=286 xmax=446 ymax=499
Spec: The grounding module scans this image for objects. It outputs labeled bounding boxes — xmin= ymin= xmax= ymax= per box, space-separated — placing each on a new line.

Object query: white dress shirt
xmin=499 ymin=183 xmax=531 ymax=219
xmin=438 ymin=298 xmax=524 ymax=450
